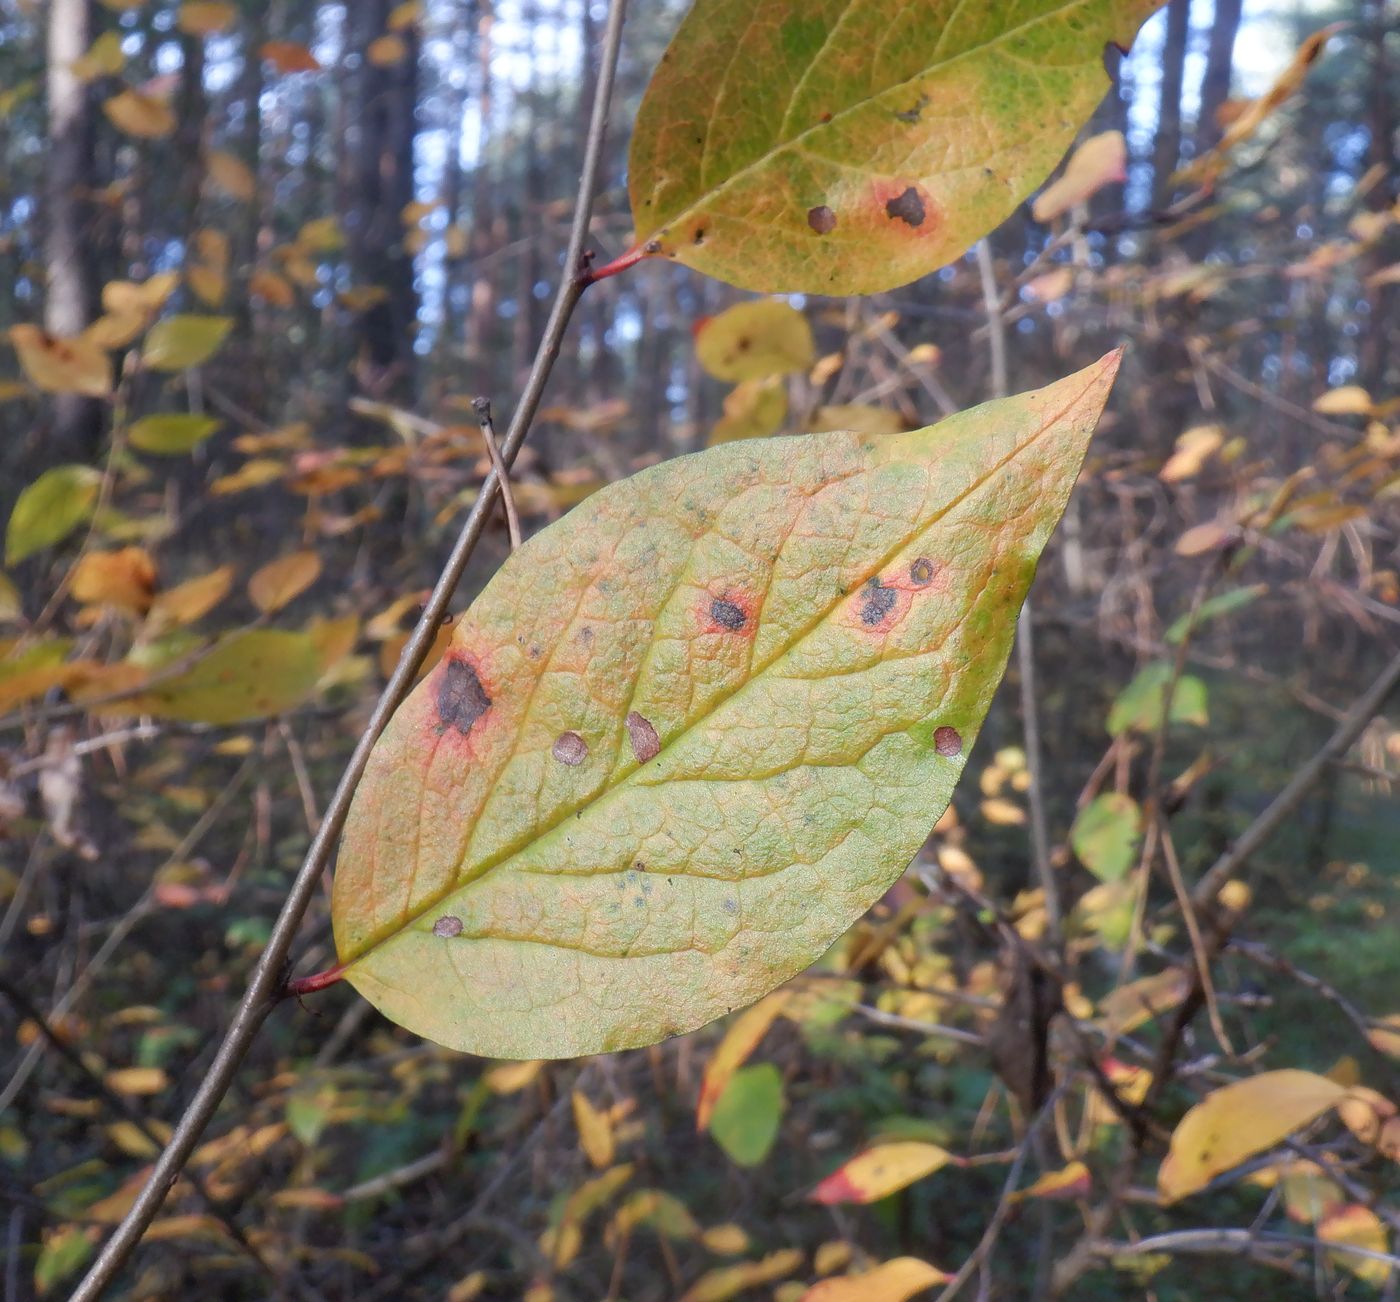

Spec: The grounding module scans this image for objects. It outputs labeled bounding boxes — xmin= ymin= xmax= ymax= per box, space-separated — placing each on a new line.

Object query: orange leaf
xmin=248 ymin=551 xmax=321 ymax=613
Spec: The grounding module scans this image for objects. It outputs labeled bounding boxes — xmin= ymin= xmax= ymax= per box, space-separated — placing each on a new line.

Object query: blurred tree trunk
xmin=1195 ymin=0 xmax=1241 ymax=153
xmin=465 ymin=0 xmax=496 ymax=384
xmin=1359 ymin=0 xmax=1396 ymax=393
xmin=511 ymin=0 xmax=545 ymax=392
xmin=44 ymin=0 xmax=102 ymax=462
xmin=345 ymin=0 xmax=421 ymax=402
xmin=231 ymin=18 xmax=266 ymax=332
xmin=1150 ymin=0 xmax=1190 ymax=211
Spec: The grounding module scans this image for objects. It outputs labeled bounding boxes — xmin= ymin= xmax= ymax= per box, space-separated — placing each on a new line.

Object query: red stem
xmin=585 ymin=243 xmax=649 ymax=284
xmin=284 ymin=963 xmax=346 ymax=998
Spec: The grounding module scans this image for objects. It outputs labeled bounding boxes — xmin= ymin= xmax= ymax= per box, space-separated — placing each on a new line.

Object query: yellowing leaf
xmin=207 ymin=150 xmax=257 ymax=201
xmin=484 ymin=1059 xmax=544 ymax=1094
xmin=1031 ymin=130 xmax=1126 ymax=222
xmin=71 ymin=548 xmax=157 ymax=615
xmin=811 ymin=1142 xmax=957 ymax=1205
xmin=572 ymin=1089 xmax=616 ymax=1169
xmin=6 ymin=466 xmax=102 ymax=565
xmin=810 ymin=405 xmax=906 ymax=436
xmin=367 ymin=34 xmax=407 ymax=66
xmin=1312 ymin=385 xmax=1373 ymax=417
xmin=1160 ymin=424 xmax=1224 ymax=483
xmin=177 ymin=1 xmax=236 ymax=35
xmin=1009 ymin=1160 xmax=1090 ymax=1203
xmin=1318 ymin=1205 xmax=1392 ymax=1286
xmin=328 ymin=354 xmax=1122 ymax=1058
xmin=103 ymin=88 xmax=176 ymax=138
xmin=148 ymin=566 xmax=234 ymax=627
xmin=71 ymin=31 xmax=126 ymax=80
xmin=695 ymin=301 xmax=814 ymax=382
xmin=626 ymin=3 xmax=1165 ymax=293
xmin=1367 ymin=1014 xmax=1400 ymax=1059
xmin=142 ymin=315 xmax=232 ymax=371
xmin=701 ymin=1223 xmax=749 ymax=1255
xmin=708 ymin=378 xmax=788 ymax=446
xmin=261 ymin=41 xmax=321 ymax=73
xmin=1097 ymin=968 xmax=1192 ymax=1037
xmin=9 ymin=325 xmax=110 ymax=397
xmin=248 ymin=551 xmax=321 ymax=613
xmin=679 ymin=1249 xmax=804 ymax=1302
xmin=104 ymin=1066 xmax=169 ymax=1096
xmin=697 ymin=991 xmax=790 ymax=1130
xmin=1158 ymin=1070 xmax=1348 ymax=1202
xmin=109 ymin=629 xmax=325 ymax=724
xmin=128 ymin=413 xmax=221 ymax=455
xmin=801 ymin=1257 xmax=952 ymax=1301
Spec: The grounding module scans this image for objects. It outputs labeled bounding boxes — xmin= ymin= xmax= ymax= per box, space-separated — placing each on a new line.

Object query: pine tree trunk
xmin=1150 ymin=0 xmax=1191 ymax=212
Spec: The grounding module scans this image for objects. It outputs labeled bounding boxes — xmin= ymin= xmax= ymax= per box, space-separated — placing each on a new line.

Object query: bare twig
xmin=472 ymin=396 xmax=522 ymax=550
xmin=68 ymin=2 xmax=632 ymax=1293
xmin=976 ymin=237 xmax=1060 ymax=946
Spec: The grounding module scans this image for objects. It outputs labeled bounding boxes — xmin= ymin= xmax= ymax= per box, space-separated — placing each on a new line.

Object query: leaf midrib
xmin=345 ymin=373 xmax=1098 ymax=969
xmin=641 ymin=0 xmax=1095 ymax=241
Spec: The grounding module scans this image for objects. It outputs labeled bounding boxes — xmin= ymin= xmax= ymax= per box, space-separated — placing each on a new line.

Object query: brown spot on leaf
xmin=934 ymin=726 xmax=963 ymax=757
xmin=710 ymin=597 xmax=746 ymax=631
xmin=807 ymin=205 xmax=837 ymax=235
xmin=885 ymin=186 xmax=926 ymax=227
xmin=552 ymin=731 xmax=589 ymax=766
xmin=909 ymin=557 xmax=936 ymax=587
xmin=894 ymin=94 xmax=929 ymax=124
xmin=858 ymin=579 xmax=898 ymax=627
xmin=432 ymin=915 xmax=463 ymax=938
xmin=692 ymin=227 xmax=706 ymax=245
xmin=625 ymin=711 xmax=660 ymax=763
xmin=437 ymin=658 xmax=491 ymax=737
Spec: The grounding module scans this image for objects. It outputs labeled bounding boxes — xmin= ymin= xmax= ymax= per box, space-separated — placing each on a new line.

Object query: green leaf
xmin=331 ymin=352 xmax=1123 ymax=1057
xmin=5 ymin=465 xmax=101 ymax=564
xmin=34 ymin=1225 xmax=94 ymax=1297
xmin=129 ymin=412 xmax=222 ymax=455
xmin=1107 ymin=662 xmax=1209 ymax=737
xmin=710 ymin=1062 xmax=784 ymax=1166
xmin=142 ymin=314 xmax=233 ymax=371
xmin=110 ymin=629 xmax=324 ymax=724
xmin=627 ymin=0 xmax=1165 ymax=294
xmin=1164 ymin=583 xmax=1266 ymax=645
xmin=1070 ymin=792 xmax=1141 ymax=882
xmin=695 ymin=300 xmax=814 ymax=382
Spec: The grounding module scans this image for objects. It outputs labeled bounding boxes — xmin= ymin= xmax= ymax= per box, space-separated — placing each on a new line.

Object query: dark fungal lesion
xmin=885 ymin=186 xmax=926 ymax=227
xmin=710 ymin=597 xmax=746 ymax=631
xmin=437 ymin=658 xmax=492 ymax=737
xmin=909 ymin=557 xmax=936 ymax=587
xmin=807 ymin=204 xmax=837 ymax=235
xmin=858 ymin=579 xmax=898 ymax=627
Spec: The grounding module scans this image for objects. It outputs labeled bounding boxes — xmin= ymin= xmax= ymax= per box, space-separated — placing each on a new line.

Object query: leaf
xmin=698 ymin=991 xmax=790 ymax=1130
xmin=1070 ymin=793 xmax=1142 ymax=882
xmin=142 ymin=315 xmax=233 ymax=371
xmin=129 ymin=413 xmax=222 ymax=455
xmin=34 ymin=1226 xmax=94 ymax=1297
xmin=367 ymin=34 xmax=408 ymax=66
xmin=810 ymin=404 xmax=906 ymax=436
xmin=1312 ymin=384 xmax=1373 ymax=417
xmin=695 ymin=301 xmax=814 ymax=382
xmin=1159 ymin=423 xmax=1224 ymax=483
xmin=103 ymin=88 xmax=177 ymax=138
xmin=261 ymin=40 xmax=322 ymax=73
xmin=207 ymin=149 xmax=257 ymax=201
xmin=104 ymin=1066 xmax=169 ymax=1096
xmin=1031 ymin=131 xmax=1127 ymax=222
xmin=72 ymin=547 xmax=158 ymax=615
xmin=1367 ymin=1014 xmax=1400 ymax=1059
xmin=9 ymin=325 xmax=110 ymax=397
xmin=1158 ymin=1070 xmax=1348 ymax=1202
xmin=248 ymin=551 xmax=322 ymax=613
xmin=6 ymin=466 xmax=101 ymax=565
xmin=626 ymin=2 xmax=1164 ymax=294
xmin=72 ymin=31 xmax=126 ymax=80
xmin=1164 ymin=584 xmax=1265 ymax=644
xmin=812 ymin=1141 xmax=957 ymax=1205
xmin=330 ymin=353 xmax=1122 ymax=1058
xmin=572 ymin=1089 xmax=616 ymax=1169
xmin=1317 ymin=1205 xmax=1392 ymax=1286
xmin=177 ymin=2 xmax=236 ymax=35
xmin=148 ymin=566 xmax=234 ymax=628
xmin=708 ymin=378 xmax=788 ymax=446
xmin=801 ymin=1257 xmax=952 ymax=1301
xmin=1107 ymin=662 xmax=1208 ymax=736
xmin=709 ymin=1063 xmax=784 ymax=1167
xmin=679 ymin=1250 xmax=805 ymax=1302
xmin=110 ymin=629 xmax=325 ymax=724
xmin=1009 ymin=1160 xmax=1091 ymax=1203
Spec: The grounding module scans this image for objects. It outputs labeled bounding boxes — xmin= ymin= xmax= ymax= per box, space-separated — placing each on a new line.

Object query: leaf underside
xmin=332 ymin=353 xmax=1122 ymax=1058
xmin=628 ymin=0 xmax=1164 ymax=294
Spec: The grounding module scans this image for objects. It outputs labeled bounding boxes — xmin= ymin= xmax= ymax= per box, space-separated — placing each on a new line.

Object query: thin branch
xmin=976 ymin=238 xmax=1060 ymax=947
xmin=68 ymin=2 xmax=632 ymax=1293
xmin=1192 ymin=648 xmax=1400 ymax=907
xmin=472 ymin=396 xmax=522 ymax=550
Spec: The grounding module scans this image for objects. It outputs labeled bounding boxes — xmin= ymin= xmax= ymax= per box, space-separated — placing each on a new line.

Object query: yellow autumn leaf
xmin=1032 ymin=130 xmax=1127 ymax=222
xmin=801 ymin=1257 xmax=952 ymax=1301
xmin=695 ymin=299 xmax=814 ymax=383
xmin=103 ymin=88 xmax=176 ymax=138
xmin=1313 ymin=385 xmax=1373 ymax=416
xmin=367 ymin=34 xmax=408 ymax=65
xmin=9 ymin=325 xmax=110 ymax=397
xmin=177 ymin=1 xmax=236 ymax=35
xmin=572 ymin=1089 xmax=616 ymax=1170
xmin=71 ymin=548 xmax=158 ymax=615
xmin=1009 ymin=1160 xmax=1090 ymax=1203
xmin=811 ymin=1142 xmax=957 ymax=1205
xmin=700 ymin=1223 xmax=749 ymax=1255
xmin=1158 ymin=1070 xmax=1348 ymax=1203
xmin=104 ymin=1067 xmax=169 ymax=1096
xmin=260 ymin=41 xmax=322 ymax=73
xmin=1160 ymin=424 xmax=1224 ymax=483
xmin=148 ymin=565 xmax=234 ymax=628
xmin=484 ymin=1059 xmax=544 ymax=1094
xmin=206 ymin=149 xmax=256 ymax=201
xmin=1318 ymin=1204 xmax=1392 ymax=1286
xmin=696 ymin=991 xmax=790 ymax=1131
xmin=679 ymin=1249 xmax=805 ymax=1302
xmin=248 ymin=550 xmax=322 ymax=613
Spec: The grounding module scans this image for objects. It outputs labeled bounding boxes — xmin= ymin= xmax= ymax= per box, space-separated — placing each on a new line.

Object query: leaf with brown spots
xmin=625 ymin=0 xmax=1166 ymax=294
xmin=329 ymin=353 xmax=1122 ymax=1057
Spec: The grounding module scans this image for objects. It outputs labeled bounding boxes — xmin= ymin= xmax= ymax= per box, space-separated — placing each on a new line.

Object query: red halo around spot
xmin=701 ymin=588 xmax=757 ymax=637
